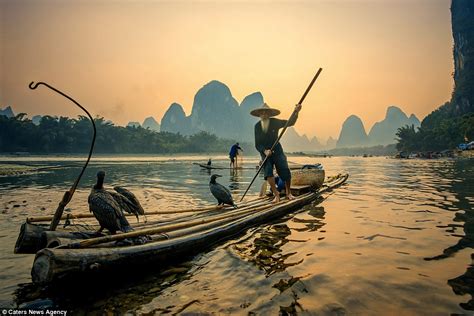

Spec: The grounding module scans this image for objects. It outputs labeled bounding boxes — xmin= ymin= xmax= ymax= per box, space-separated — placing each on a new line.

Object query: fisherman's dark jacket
xmin=254 ymin=114 xmax=298 ymax=154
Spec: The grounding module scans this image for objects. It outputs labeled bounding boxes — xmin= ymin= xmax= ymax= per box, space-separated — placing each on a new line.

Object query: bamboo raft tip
xmin=31 ymin=250 xmax=53 ymax=284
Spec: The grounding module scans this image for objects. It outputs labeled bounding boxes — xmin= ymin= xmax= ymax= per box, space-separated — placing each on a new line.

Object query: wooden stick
xmin=27 ymin=206 xmax=218 ymax=223
xmin=64 ymin=194 xmax=308 ymax=249
xmin=65 ymin=204 xmax=280 ymax=249
xmin=26 ymin=196 xmax=266 ymax=223
xmin=35 ymin=198 xmax=276 ymax=249
xmin=29 ymin=82 xmax=97 ymax=231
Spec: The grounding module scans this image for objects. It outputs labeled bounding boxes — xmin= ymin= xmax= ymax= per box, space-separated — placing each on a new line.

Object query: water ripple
xmin=0 ymin=156 xmax=472 ymax=314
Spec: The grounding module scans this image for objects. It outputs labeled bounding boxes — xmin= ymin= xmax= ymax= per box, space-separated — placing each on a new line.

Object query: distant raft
xmin=193 ymin=163 xmax=254 ymax=170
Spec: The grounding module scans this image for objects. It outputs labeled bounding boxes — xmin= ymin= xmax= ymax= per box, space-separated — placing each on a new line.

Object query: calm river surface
xmin=0 ymin=155 xmax=473 ymax=315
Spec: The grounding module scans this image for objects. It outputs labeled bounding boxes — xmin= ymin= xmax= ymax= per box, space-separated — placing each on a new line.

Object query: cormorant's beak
xmin=216 ymin=174 xmax=222 ymax=178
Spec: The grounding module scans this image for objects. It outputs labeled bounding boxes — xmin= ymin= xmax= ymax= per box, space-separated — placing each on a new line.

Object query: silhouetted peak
xmin=142 ymin=117 xmax=160 ymax=131
xmin=167 ymin=103 xmax=186 ymax=115
xmin=337 ymin=115 xmax=368 ymax=148
xmin=198 ymin=80 xmax=232 ymax=96
xmin=386 ymin=105 xmax=408 ymax=120
xmin=240 ymin=92 xmax=264 ymax=112
xmin=0 ymin=106 xmax=14 ymax=118
xmin=344 ymin=115 xmax=365 ymax=125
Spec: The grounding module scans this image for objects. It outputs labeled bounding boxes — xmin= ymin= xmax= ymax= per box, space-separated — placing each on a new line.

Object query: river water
xmin=0 ymin=155 xmax=472 ymax=315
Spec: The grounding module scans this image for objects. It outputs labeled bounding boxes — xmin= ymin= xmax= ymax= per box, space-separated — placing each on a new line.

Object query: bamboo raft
xmin=14 ymin=172 xmax=347 ymax=284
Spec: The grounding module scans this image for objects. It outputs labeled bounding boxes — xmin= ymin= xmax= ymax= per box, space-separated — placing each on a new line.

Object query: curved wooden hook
xmin=29 ymin=81 xmax=97 ymax=230
xmin=29 ymin=81 xmax=42 ymax=90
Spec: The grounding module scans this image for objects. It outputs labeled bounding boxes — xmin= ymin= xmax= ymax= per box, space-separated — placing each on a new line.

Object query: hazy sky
xmin=0 ymin=0 xmax=453 ymax=140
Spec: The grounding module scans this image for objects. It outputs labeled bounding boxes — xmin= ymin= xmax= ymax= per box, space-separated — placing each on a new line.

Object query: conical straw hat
xmin=250 ymin=103 xmax=281 ymax=117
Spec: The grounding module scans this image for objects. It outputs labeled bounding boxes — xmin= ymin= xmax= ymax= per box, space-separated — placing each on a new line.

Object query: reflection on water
xmin=229 ymin=168 xmax=243 ymax=191
xmin=448 ymin=254 xmax=474 ymax=311
xmin=0 ymin=155 xmax=473 ymax=314
xmin=425 ymin=160 xmax=474 ymax=262
xmin=13 ymin=260 xmax=196 ymax=313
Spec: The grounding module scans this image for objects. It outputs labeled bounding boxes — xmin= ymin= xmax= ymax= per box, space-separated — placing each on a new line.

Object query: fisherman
xmin=251 ymin=103 xmax=302 ymax=202
xmin=229 ymin=142 xmax=243 ymax=168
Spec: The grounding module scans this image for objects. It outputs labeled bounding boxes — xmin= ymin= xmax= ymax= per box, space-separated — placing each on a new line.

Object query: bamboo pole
xmin=39 ymin=198 xmax=276 ymax=249
xmin=132 ymin=197 xmax=272 ymax=228
xmin=58 ymin=204 xmax=279 ymax=249
xmin=21 ymin=196 xmax=273 ymax=249
xmin=27 ymin=196 xmax=266 ymax=223
xmin=64 ymin=193 xmax=308 ymax=249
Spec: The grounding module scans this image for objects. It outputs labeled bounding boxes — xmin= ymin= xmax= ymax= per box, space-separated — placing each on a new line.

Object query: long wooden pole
xmin=29 ymin=82 xmax=96 ymax=231
xmin=65 ymin=196 xmax=296 ymax=248
xmin=240 ymin=68 xmax=323 ymax=202
xmin=26 ymin=196 xmax=267 ymax=223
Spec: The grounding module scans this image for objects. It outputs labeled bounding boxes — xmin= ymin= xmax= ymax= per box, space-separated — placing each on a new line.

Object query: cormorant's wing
xmin=219 ymin=183 xmax=232 ymax=197
xmin=110 ymin=191 xmax=136 ymax=215
xmin=113 ymin=186 xmax=145 ymax=215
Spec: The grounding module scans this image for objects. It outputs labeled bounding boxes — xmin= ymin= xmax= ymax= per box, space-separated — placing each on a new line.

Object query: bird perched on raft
xmin=88 ymin=171 xmax=145 ymax=234
xmin=209 ymin=174 xmax=237 ymax=208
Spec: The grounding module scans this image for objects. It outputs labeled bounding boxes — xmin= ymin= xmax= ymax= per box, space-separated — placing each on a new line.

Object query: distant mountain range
xmin=3 ymin=88 xmax=421 ymax=151
xmin=159 ymin=81 xmax=421 ymax=151
xmin=127 ymin=117 xmax=160 ymax=131
xmin=126 ymin=117 xmax=161 ymax=131
xmin=336 ymin=106 xmax=421 ymax=148
xmin=159 ymin=80 xmax=326 ymax=151
xmin=161 ymin=81 xmax=261 ymax=141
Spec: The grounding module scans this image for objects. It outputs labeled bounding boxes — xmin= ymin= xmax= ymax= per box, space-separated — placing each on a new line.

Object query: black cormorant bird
xmin=88 ymin=171 xmax=133 ymax=234
xmin=209 ymin=174 xmax=237 ymax=208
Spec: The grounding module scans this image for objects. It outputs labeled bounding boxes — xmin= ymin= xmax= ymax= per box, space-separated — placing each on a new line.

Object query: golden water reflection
xmin=0 ymin=156 xmax=472 ymax=314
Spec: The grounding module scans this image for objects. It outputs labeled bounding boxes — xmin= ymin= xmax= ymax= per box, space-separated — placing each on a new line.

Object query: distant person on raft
xmin=229 ymin=142 xmax=243 ymax=168
xmin=251 ymin=102 xmax=302 ymax=202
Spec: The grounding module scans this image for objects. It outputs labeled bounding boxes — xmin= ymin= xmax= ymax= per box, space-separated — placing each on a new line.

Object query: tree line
xmin=396 ymin=111 xmax=474 ymax=152
xmin=0 ymin=114 xmax=251 ymax=154
xmin=396 ymin=2 xmax=474 ymax=154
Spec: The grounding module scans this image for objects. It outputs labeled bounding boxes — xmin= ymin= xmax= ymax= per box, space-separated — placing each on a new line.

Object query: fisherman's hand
xmin=264 ymin=149 xmax=272 ymax=157
xmin=295 ymin=103 xmax=302 ymax=113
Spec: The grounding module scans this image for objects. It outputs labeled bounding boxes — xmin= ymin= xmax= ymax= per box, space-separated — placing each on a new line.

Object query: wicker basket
xmin=290 ymin=168 xmax=325 ymax=189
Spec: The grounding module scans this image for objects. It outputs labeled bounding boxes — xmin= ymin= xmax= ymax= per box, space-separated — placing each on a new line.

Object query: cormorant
xmin=88 ymin=171 xmax=133 ymax=234
xmin=209 ymin=174 xmax=237 ymax=208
